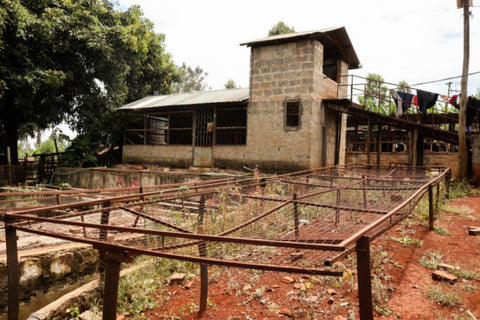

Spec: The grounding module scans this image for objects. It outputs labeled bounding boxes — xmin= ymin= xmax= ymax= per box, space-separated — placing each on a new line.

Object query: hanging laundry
xmin=448 ymin=94 xmax=480 ymax=129
xmin=416 ymin=90 xmax=439 ymax=118
xmin=390 ymin=89 xmax=414 ymax=117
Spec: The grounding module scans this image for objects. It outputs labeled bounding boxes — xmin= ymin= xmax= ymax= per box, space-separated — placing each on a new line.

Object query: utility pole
xmin=458 ymin=0 xmax=470 ymax=180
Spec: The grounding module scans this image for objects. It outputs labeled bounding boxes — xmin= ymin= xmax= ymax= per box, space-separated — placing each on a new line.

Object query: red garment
xmin=449 ymin=95 xmax=458 ymax=106
xmin=412 ymin=95 xmax=418 ymax=106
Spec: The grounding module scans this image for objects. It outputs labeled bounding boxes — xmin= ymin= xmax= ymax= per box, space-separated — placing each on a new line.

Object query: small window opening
xmin=286 ymin=101 xmax=300 ymax=128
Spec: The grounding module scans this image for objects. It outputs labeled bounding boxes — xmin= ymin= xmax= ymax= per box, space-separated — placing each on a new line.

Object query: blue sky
xmin=117 ymin=0 xmax=480 ymax=97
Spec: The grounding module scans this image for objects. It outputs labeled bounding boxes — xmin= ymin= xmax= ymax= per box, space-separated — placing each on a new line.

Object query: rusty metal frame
xmin=2 ymin=164 xmax=449 ymax=320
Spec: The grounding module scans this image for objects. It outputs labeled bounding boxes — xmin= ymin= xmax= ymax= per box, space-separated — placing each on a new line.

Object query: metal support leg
xmin=6 ymin=220 xmax=19 ymax=320
xmin=293 ymin=194 xmax=299 ymax=239
xmin=356 ymin=236 xmax=373 ymax=320
xmin=102 ymin=253 xmax=122 ymax=320
xmin=197 ymin=195 xmax=208 ymax=315
xmin=99 ymin=201 xmax=111 ymax=281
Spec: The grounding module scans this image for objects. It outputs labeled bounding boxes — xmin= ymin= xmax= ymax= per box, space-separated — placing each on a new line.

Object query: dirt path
xmin=124 ymin=194 xmax=480 ymax=320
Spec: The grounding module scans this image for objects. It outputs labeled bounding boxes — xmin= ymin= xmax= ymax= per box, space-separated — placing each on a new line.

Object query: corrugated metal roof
xmin=240 ymin=26 xmax=361 ymax=70
xmin=118 ymin=88 xmax=249 ymax=111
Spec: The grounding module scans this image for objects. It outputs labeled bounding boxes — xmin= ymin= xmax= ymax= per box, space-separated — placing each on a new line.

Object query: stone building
xmin=119 ymin=27 xmax=360 ymax=171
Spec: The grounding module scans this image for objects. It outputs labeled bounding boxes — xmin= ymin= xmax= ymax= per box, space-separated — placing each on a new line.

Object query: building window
xmin=216 ymin=107 xmax=247 ymax=145
xmin=285 ymin=101 xmax=300 ymax=128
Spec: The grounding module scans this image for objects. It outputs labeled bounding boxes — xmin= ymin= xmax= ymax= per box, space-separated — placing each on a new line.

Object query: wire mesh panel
xmin=6 ymin=164 xmax=448 ymax=276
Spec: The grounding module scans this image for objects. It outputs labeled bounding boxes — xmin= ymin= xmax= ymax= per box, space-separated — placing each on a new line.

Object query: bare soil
xmin=124 ymin=194 xmax=480 ymax=320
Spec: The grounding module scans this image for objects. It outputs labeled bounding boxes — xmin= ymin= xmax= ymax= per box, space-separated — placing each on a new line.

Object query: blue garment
xmin=397 ymin=91 xmax=414 ymax=112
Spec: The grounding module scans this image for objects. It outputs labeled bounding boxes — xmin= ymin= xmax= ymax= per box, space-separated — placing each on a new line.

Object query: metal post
xmin=5 ymin=217 xmax=19 ymax=320
xmin=102 ymin=256 xmax=122 ymax=320
xmin=356 ymin=236 xmax=373 ymax=320
xmin=197 ymin=195 xmax=208 ymax=315
xmin=101 ymin=251 xmax=133 ymax=320
xmin=293 ymin=194 xmax=299 ymax=239
xmin=428 ymin=185 xmax=434 ymax=231
xmin=99 ymin=201 xmax=111 ymax=280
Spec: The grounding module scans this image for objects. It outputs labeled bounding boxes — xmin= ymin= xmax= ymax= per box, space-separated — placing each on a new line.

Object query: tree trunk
xmin=458 ymin=1 xmax=470 ymax=180
xmin=4 ymin=120 xmax=19 ymax=165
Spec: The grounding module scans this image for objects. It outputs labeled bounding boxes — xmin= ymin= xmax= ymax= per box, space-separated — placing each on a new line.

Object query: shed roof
xmin=118 ymin=88 xmax=249 ymax=111
xmin=240 ymin=26 xmax=361 ymax=70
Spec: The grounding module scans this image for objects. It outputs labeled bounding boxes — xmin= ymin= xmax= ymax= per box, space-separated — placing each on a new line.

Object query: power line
xmin=411 ymin=70 xmax=480 ymax=86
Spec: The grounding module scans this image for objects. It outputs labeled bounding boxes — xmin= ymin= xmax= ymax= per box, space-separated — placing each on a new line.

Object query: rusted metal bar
xmin=120 ymin=206 xmax=192 ymax=234
xmin=356 ymin=236 xmax=373 ymax=320
xmin=5 ymin=217 xmax=19 ymax=320
xmin=293 ymin=194 xmax=299 ymax=239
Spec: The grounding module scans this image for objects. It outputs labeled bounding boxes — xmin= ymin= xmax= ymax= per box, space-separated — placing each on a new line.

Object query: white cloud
xmin=118 ymin=0 xmax=480 ymax=95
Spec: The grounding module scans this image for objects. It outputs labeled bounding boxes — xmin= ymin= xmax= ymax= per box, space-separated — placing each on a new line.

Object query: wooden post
xmin=367 ymin=118 xmax=372 ymax=164
xmin=356 ymin=236 xmax=373 ymax=320
xmin=335 ymin=189 xmax=341 ymax=226
xmin=197 ymin=195 xmax=208 ymax=315
xmin=445 ymin=169 xmax=451 ymax=199
xmin=5 ymin=217 xmax=19 ymax=320
xmin=376 ymin=124 xmax=382 ymax=166
xmin=428 ymin=185 xmax=434 ymax=231
xmin=362 ymin=176 xmax=367 ymax=209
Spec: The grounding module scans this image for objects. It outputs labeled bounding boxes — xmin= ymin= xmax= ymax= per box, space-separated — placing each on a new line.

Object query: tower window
xmin=285 ymin=101 xmax=301 ymax=128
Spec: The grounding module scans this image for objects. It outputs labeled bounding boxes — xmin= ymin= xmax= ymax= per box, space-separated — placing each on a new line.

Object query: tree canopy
xmin=268 ymin=21 xmax=295 ymax=36
xmin=172 ymin=63 xmax=209 ymax=93
xmin=224 ymin=79 xmax=238 ymax=89
xmin=0 ymin=0 xmax=180 ymax=164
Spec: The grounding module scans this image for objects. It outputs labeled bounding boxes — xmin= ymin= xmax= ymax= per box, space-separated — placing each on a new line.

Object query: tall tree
xmin=358 ymin=73 xmax=391 ymax=114
xmin=268 ymin=21 xmax=295 ymax=36
xmin=0 ymin=0 xmax=179 ymax=164
xmin=172 ymin=63 xmax=209 ymax=93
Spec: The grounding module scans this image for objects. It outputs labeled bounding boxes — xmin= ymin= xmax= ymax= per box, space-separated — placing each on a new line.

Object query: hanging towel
xmin=416 ymin=90 xmax=439 ymax=118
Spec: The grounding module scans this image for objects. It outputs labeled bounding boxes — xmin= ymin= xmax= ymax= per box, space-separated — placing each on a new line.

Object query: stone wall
xmin=0 ymin=246 xmax=98 ymax=313
xmin=122 ymin=145 xmax=193 ymax=168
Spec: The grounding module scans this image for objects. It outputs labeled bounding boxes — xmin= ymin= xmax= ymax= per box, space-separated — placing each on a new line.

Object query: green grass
xmin=418 ymin=251 xmax=443 ymax=269
xmin=391 ymin=235 xmax=423 ymax=247
xmin=433 ymin=225 xmax=452 ymax=236
xmin=427 ymin=287 xmax=461 ymax=306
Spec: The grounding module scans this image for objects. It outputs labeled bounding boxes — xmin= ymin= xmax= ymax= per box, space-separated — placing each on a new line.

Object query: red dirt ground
xmin=124 ymin=194 xmax=480 ymax=320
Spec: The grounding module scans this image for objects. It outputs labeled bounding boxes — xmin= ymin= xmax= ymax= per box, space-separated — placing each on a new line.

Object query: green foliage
xmin=172 ymin=63 xmax=209 ymax=93
xmin=0 ymin=0 xmax=180 ymax=163
xmin=224 ymin=79 xmax=238 ymax=89
xmin=268 ymin=21 xmax=295 ymax=36
xmin=62 ymin=135 xmax=102 ymax=167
